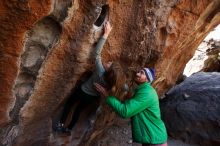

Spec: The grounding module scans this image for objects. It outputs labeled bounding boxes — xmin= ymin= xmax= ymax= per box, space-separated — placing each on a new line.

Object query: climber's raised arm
xmin=94 ymin=21 xmax=112 ymax=76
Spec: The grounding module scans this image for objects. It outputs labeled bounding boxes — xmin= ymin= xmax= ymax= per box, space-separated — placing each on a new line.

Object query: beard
xmin=134 ymin=77 xmax=140 ymax=85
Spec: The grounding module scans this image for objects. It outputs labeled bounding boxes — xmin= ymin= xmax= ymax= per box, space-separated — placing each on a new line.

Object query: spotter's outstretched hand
xmin=94 ymin=83 xmax=109 ymax=97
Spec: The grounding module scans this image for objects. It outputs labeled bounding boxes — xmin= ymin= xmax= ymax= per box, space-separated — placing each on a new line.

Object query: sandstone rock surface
xmin=0 ymin=0 xmax=220 ymax=145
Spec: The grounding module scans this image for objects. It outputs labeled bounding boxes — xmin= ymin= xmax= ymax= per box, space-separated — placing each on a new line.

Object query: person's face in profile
xmin=135 ymin=69 xmax=147 ymax=84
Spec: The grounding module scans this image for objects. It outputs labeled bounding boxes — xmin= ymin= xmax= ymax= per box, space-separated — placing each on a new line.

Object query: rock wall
xmin=0 ymin=0 xmax=220 ymax=145
xmin=154 ymin=0 xmax=220 ymax=95
xmin=0 ymin=0 xmax=53 ymax=126
xmin=202 ymin=39 xmax=220 ymax=72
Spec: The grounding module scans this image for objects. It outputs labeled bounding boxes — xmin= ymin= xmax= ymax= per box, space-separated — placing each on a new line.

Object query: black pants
xmin=60 ymin=87 xmax=99 ymax=129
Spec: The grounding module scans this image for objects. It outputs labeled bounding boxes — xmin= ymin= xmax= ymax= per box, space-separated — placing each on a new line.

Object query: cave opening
xmin=94 ymin=4 xmax=109 ymax=27
xmin=183 ymin=24 xmax=220 ymax=77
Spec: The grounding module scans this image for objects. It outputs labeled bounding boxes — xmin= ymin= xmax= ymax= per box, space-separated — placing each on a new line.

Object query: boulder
xmin=161 ymin=72 xmax=220 ymax=146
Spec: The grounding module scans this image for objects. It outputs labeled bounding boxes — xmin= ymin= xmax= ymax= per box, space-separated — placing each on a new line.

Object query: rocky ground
xmin=95 ymin=117 xmax=198 ymax=146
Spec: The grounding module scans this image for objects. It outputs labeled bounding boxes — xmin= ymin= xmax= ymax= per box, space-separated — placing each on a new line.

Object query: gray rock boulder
xmin=161 ymin=72 xmax=220 ymax=146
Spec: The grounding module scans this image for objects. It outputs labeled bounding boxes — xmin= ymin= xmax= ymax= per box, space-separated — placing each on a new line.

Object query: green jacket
xmin=106 ymin=82 xmax=167 ymax=144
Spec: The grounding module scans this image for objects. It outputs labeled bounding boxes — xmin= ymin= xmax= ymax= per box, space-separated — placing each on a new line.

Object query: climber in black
xmin=54 ymin=21 xmax=113 ymax=134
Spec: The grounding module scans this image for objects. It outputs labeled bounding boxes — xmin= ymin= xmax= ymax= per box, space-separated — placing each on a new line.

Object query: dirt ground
xmin=96 ymin=117 xmax=198 ymax=146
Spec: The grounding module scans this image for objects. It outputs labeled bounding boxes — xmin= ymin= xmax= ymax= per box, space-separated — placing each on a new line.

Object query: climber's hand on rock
xmin=94 ymin=83 xmax=109 ymax=97
xmin=103 ymin=21 xmax=112 ymax=39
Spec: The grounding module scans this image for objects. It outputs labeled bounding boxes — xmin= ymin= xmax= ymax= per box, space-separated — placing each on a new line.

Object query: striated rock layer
xmin=0 ymin=0 xmax=220 ymax=145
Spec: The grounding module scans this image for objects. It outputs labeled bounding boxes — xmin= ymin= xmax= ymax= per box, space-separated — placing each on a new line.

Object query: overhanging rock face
xmin=0 ymin=0 xmax=220 ymax=145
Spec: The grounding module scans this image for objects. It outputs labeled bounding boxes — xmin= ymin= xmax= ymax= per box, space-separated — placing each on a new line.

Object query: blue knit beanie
xmin=143 ymin=68 xmax=155 ymax=83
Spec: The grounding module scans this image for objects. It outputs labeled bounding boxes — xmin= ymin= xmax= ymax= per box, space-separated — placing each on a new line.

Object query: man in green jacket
xmin=95 ymin=68 xmax=168 ymax=146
